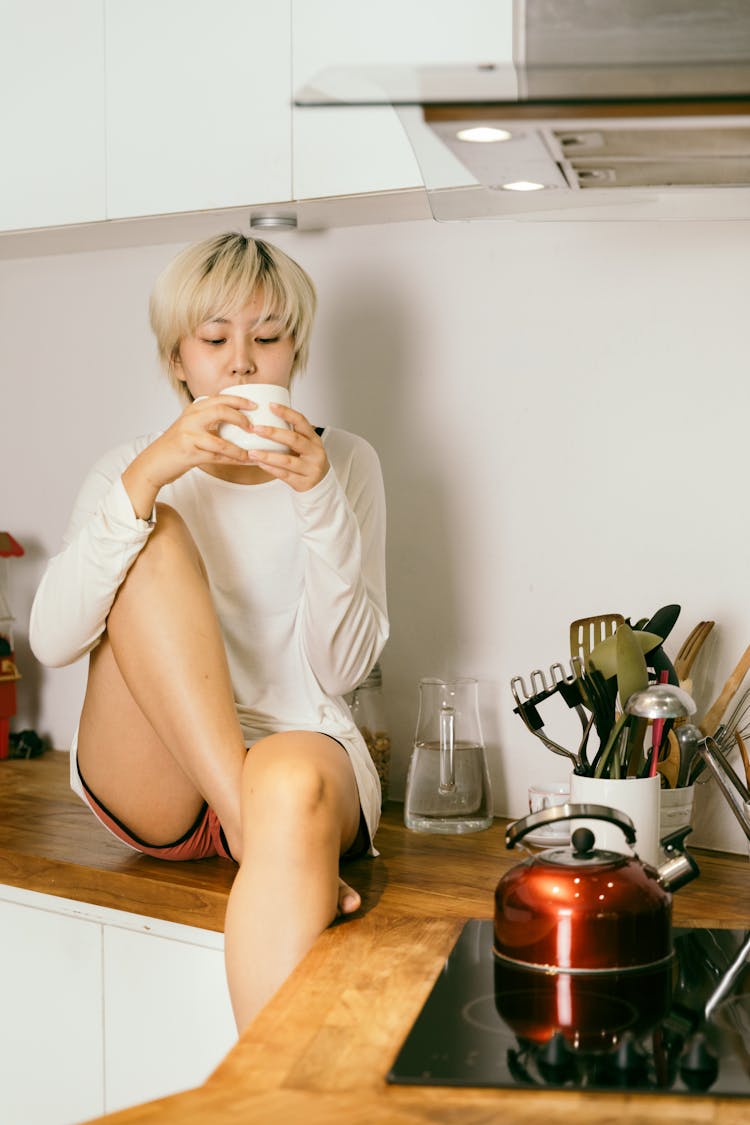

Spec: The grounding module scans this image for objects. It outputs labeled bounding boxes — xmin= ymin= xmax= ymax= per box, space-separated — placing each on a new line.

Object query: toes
xmin=337 ymin=877 xmax=361 ymax=916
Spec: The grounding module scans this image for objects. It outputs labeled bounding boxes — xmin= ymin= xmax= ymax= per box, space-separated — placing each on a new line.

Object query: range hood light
xmin=499 ymin=180 xmax=547 ymax=192
xmin=455 ymin=126 xmax=512 ymax=143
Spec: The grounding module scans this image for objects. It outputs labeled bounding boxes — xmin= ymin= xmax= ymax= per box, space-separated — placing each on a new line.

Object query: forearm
xmin=293 ymin=458 xmax=388 ymax=695
xmin=121 ymin=445 xmax=165 ymax=521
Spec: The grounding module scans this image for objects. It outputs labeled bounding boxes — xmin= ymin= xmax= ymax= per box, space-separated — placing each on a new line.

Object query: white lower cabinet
xmin=0 ymin=900 xmax=104 ymax=1125
xmin=0 ymin=887 xmax=236 ymax=1124
xmin=103 ymin=926 xmax=236 ymax=1114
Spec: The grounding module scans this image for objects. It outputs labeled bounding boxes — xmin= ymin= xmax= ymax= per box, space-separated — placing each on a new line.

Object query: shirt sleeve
xmin=29 ymin=441 xmax=156 ymax=668
xmin=291 ymin=433 xmax=389 ymax=697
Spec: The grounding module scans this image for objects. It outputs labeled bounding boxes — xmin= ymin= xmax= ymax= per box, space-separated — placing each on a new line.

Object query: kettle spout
xmin=656 ymin=825 xmax=700 ymax=893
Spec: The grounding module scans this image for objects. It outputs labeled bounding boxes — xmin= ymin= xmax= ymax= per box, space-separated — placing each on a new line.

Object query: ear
xmin=170 ymin=348 xmax=186 ymax=381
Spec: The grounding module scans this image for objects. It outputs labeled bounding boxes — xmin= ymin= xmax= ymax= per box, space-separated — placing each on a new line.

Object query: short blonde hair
xmin=149 ymin=233 xmax=317 ymax=401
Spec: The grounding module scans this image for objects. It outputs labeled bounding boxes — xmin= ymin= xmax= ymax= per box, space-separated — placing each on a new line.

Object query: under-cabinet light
xmin=250 ymin=214 xmax=297 ymax=229
xmin=499 ymin=180 xmax=547 ymax=191
xmin=456 ymin=126 xmax=512 ymax=143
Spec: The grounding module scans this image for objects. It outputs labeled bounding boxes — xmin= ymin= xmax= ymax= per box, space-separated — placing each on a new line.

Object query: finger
xmin=192 ymin=393 xmax=258 ymax=412
xmin=188 ymin=399 xmax=255 ymax=432
xmin=215 ymin=394 xmax=258 ymax=412
xmin=249 ymin=442 xmax=328 ymax=475
xmin=247 ymin=449 xmax=303 ymax=473
xmin=191 ymin=404 xmax=254 ymax=437
xmin=250 ymin=423 xmax=305 ymax=451
xmin=246 ymin=449 xmax=326 ymax=491
xmin=194 ymin=433 xmax=252 ymax=463
xmin=269 ymin=401 xmax=318 ymax=436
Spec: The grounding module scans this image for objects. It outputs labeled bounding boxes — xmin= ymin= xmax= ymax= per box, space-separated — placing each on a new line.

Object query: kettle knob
xmin=571 ymin=826 xmax=596 ymax=855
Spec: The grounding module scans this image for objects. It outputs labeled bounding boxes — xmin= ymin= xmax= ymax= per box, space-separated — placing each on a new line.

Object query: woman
xmin=30 ymin=232 xmax=388 ymax=1031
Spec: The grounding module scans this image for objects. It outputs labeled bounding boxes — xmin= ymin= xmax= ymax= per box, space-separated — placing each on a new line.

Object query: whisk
xmin=711 ymin=685 xmax=750 ymax=749
xmin=693 ymin=685 xmax=750 ymax=783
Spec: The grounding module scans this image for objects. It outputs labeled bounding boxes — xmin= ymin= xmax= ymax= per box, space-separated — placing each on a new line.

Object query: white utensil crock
xmin=569 ymin=772 xmax=661 ymax=867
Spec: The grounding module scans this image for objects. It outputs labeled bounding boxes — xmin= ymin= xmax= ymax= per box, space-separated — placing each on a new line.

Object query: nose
xmin=231 ymin=337 xmax=256 ymax=377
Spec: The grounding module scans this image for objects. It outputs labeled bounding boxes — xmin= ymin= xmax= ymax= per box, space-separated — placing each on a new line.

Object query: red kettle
xmin=494 ymin=803 xmax=700 ymax=973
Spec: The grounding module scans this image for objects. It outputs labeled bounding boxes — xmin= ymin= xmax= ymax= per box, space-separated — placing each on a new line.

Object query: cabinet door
xmin=105 ymin=0 xmax=292 ymax=219
xmin=103 ymin=926 xmax=236 ymax=1113
xmin=0 ymin=0 xmax=105 ymax=231
xmin=292 ymin=0 xmax=514 ymax=201
xmin=0 ymin=900 xmax=104 ymax=1125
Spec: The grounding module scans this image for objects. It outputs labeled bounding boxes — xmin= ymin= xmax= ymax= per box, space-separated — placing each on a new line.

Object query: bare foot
xmin=337 ymin=877 xmax=361 ymax=916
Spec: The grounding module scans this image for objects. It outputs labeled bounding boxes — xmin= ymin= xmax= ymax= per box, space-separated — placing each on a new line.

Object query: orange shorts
xmin=78 ymin=766 xmax=235 ymax=862
xmin=76 ymin=736 xmax=368 ymax=864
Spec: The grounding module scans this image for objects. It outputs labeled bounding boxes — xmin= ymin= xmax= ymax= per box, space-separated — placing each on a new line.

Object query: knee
xmin=137 ymin=503 xmax=205 ymax=576
xmin=241 ymin=738 xmax=337 ymax=827
xmin=152 ymin=503 xmax=190 ymax=544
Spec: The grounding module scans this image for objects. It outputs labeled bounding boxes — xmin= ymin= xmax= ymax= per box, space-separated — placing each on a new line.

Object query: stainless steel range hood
xmin=295 ymin=0 xmax=750 ymax=221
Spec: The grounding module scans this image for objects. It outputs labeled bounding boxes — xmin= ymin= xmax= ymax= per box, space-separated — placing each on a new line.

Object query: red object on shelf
xmin=0 ymin=532 xmax=24 ymax=558
xmin=0 ymin=532 xmax=24 ymax=758
xmin=0 ymin=662 xmax=19 ymax=759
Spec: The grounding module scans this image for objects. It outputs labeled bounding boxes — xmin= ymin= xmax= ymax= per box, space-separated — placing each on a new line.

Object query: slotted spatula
xmin=570 ymin=613 xmax=625 ymax=672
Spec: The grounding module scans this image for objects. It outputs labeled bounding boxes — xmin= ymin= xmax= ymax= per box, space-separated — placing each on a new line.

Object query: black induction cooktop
xmin=388 ymin=921 xmax=750 ymax=1098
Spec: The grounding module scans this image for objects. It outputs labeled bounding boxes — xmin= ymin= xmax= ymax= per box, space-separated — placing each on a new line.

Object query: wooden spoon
xmin=657 ymin=730 xmax=681 ymax=789
xmin=735 ymin=731 xmax=750 ymax=790
xmin=699 ymin=643 xmax=750 ymax=737
xmin=674 ymin=620 xmax=715 ymax=691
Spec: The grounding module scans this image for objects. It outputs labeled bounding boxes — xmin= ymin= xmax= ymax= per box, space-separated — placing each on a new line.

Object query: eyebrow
xmin=205 ymin=313 xmax=283 ymax=326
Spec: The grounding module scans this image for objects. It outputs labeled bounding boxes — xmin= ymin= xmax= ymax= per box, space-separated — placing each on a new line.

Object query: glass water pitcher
xmin=404 ymin=677 xmax=493 ymax=834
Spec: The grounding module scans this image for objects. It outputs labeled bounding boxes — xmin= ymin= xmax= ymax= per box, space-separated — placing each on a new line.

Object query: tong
xmin=697 ymin=735 xmax=750 ymax=842
xmin=704 ymin=930 xmax=750 ymax=1022
xmin=511 ymin=660 xmax=593 ymax=771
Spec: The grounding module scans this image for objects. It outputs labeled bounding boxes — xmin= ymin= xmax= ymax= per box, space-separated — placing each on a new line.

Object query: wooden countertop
xmin=1 ymin=753 xmax=749 ymax=1124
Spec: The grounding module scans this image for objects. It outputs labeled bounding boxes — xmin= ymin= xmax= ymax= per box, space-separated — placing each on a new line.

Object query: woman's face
xmin=174 ymin=293 xmax=295 ymax=400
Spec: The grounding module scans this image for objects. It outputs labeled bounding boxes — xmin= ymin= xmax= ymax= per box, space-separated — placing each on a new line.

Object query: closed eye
xmin=257 ymin=336 xmax=280 ymax=345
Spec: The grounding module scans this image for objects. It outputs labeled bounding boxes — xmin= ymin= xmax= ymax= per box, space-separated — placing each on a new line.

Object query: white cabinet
xmin=0 ymin=886 xmax=236 ymax=1123
xmin=0 ymin=899 xmax=104 ymax=1125
xmin=291 ymin=0 xmax=515 ymax=201
xmin=0 ymin=0 xmax=106 ymax=231
xmin=105 ymin=0 xmax=292 ymax=218
xmin=103 ymin=926 xmax=236 ymax=1113
xmin=0 ymin=1 xmax=514 ymax=235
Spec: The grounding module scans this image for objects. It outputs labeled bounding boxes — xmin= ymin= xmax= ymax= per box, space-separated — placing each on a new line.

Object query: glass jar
xmin=350 ymin=662 xmax=391 ymax=804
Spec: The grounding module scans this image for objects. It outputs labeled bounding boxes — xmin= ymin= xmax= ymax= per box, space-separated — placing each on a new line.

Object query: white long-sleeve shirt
xmin=30 ymin=426 xmax=388 ymax=849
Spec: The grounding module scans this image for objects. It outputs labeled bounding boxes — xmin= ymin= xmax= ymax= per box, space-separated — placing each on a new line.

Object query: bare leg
xmin=77 ymin=504 xmax=247 ymax=857
xmin=223 ymin=731 xmax=362 ymax=1032
xmin=77 ymin=505 xmax=364 ymax=1025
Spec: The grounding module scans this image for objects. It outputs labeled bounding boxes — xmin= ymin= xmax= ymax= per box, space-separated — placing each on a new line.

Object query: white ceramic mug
xmin=528 ymin=781 xmax=570 ymax=815
xmin=569 ymin=772 xmax=661 ymax=867
xmin=524 ymin=781 xmax=571 ymax=844
xmin=218 ymin=383 xmax=291 ymax=453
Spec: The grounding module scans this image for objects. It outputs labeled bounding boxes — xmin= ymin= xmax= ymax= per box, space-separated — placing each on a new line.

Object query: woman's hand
xmin=122 ymin=394 xmax=254 ymax=518
xmin=246 ymin=403 xmax=330 ymax=493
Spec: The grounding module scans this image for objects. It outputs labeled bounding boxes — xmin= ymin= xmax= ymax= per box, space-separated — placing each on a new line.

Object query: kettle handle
xmin=506 ymin=802 xmax=637 ymax=850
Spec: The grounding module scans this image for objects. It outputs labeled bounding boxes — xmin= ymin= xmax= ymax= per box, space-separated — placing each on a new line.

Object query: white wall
xmin=2 ymin=215 xmax=750 ymax=853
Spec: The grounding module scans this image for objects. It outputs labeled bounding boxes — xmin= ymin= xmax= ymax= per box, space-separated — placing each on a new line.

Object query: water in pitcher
xmin=404 ymin=740 xmax=493 ymax=834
